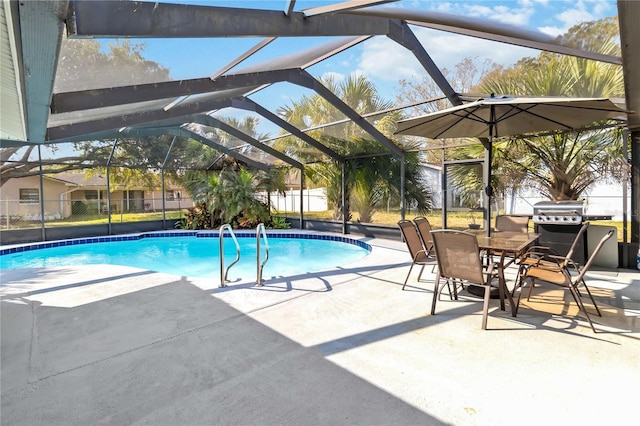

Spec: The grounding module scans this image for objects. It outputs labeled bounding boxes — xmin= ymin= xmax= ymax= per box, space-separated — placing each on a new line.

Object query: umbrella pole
xmin=482 ymin=138 xmax=492 ymax=237
xmin=483 ymin=106 xmax=497 ymax=237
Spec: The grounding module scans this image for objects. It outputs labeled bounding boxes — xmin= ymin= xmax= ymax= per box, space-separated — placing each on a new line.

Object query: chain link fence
xmin=0 ymin=196 xmax=193 ymax=230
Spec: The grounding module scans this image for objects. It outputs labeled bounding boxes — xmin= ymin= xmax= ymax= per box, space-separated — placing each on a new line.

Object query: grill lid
xmin=532 ymin=200 xmax=585 ymax=224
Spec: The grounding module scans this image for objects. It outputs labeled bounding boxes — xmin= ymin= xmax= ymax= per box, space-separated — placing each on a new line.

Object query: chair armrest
xmin=526 ymin=245 xmax=560 ymax=256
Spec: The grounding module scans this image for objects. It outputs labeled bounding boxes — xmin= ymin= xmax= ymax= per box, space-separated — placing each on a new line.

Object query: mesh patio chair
xmin=487 ymin=215 xmax=531 ymax=264
xmin=516 ymin=222 xmax=591 ymax=289
xmin=398 ymin=220 xmax=438 ymax=291
xmin=495 ymin=215 xmax=530 ymax=233
xmin=430 ymin=229 xmax=502 ymax=330
xmin=412 ymin=216 xmax=435 ymax=255
xmin=516 ymin=229 xmax=614 ymax=332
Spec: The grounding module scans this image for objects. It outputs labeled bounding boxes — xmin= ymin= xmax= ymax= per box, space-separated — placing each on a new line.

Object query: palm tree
xmin=276 ymin=75 xmax=432 ymax=221
xmin=471 ymin=17 xmax=625 ymax=201
xmin=177 ymin=115 xmax=288 ymax=228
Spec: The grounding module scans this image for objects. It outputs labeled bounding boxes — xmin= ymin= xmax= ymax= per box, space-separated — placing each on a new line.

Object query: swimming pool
xmin=0 ymin=231 xmax=371 ymax=282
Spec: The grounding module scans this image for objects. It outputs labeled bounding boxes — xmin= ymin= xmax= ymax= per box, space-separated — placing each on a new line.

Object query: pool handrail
xmin=256 ymin=223 xmax=269 ymax=286
xmin=219 ymin=224 xmax=240 ymax=287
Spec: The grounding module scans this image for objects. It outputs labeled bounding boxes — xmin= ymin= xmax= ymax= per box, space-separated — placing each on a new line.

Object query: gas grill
xmin=532 ymin=200 xmax=584 ymax=225
xmin=533 ymin=200 xmax=587 ymax=265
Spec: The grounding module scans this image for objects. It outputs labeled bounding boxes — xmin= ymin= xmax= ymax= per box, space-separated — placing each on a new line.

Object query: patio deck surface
xmin=1 ymin=233 xmax=639 ymax=426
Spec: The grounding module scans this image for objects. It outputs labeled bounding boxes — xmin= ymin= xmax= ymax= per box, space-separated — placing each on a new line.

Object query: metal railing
xmin=219 ymin=224 xmax=240 ymax=288
xmin=256 ymin=223 xmax=270 ymax=286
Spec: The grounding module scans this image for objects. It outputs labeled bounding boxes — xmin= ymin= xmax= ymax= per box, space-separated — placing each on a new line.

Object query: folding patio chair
xmin=487 ymin=215 xmax=531 ymax=264
xmin=495 ymin=215 xmax=530 ymax=233
xmin=397 ymin=220 xmax=438 ymax=291
xmin=516 ymin=229 xmax=614 ymax=332
xmin=516 ymin=222 xmax=591 ymax=289
xmin=430 ymin=229 xmax=503 ymax=330
xmin=412 ymin=216 xmax=435 ymax=255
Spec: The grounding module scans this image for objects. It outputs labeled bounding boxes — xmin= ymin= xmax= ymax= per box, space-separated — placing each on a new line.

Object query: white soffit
xmin=0 ymin=0 xmax=27 ymax=142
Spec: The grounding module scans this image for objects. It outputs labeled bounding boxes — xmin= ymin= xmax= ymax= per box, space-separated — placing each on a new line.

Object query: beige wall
xmin=1 ymin=176 xmax=190 ymax=219
xmin=0 ymin=175 xmax=71 ymax=220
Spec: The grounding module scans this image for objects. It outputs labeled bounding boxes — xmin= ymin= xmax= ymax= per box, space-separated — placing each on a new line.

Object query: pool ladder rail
xmin=218 ymin=223 xmax=270 ymax=287
xmin=256 ymin=223 xmax=269 ymax=286
xmin=219 ymin=224 xmax=240 ymax=288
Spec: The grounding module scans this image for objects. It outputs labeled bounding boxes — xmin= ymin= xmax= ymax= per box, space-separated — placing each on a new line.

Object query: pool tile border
xmin=0 ymin=230 xmax=371 ymax=256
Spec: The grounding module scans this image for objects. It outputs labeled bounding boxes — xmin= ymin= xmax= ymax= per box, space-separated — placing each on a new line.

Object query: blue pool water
xmin=0 ymin=232 xmax=371 ymax=279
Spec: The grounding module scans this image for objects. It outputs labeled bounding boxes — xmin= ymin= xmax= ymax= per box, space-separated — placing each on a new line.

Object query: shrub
xmin=71 ymin=201 xmax=88 ymax=215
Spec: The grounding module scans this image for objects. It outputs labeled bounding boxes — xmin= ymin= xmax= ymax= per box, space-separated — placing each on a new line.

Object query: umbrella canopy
xmin=396 ymin=95 xmax=626 ymax=139
xmin=395 ymin=95 xmax=627 ymax=235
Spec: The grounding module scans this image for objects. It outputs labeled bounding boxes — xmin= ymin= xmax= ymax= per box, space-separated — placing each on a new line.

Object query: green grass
xmin=7 ymin=208 xmax=629 ymax=243
xmin=279 ymin=209 xmax=630 ymax=242
xmin=44 ymin=211 xmax=184 ymax=227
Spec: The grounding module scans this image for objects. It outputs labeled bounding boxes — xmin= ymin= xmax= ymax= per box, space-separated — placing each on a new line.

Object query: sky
xmin=83 ymin=0 xmax=621 ymax=138
xmin=139 ymin=0 xmax=618 ymax=81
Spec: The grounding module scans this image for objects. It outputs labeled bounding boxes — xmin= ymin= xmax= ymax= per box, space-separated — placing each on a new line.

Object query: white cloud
xmin=424 ymin=1 xmax=535 ymax=27
xmin=354 ymin=28 xmax=539 ymax=90
xmin=418 ymin=29 xmax=538 ymax=71
xmin=465 ymin=5 xmax=495 ymax=17
xmin=538 ymin=26 xmax=566 ymax=37
xmin=356 ymin=36 xmax=421 ymax=82
xmin=489 ymin=6 xmax=534 ymax=27
xmin=431 ymin=2 xmax=455 ymax=13
xmin=592 ymin=0 xmax=615 ymax=16
xmin=555 ymin=1 xmax=596 ymax=28
xmin=320 ymin=71 xmax=346 ymax=83
xmin=305 ymin=0 xmax=618 ymax=101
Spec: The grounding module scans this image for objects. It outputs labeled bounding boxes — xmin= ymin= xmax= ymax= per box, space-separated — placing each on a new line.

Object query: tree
xmin=475 ymin=17 xmax=624 ymax=200
xmin=180 ymin=167 xmax=272 ymax=229
xmin=177 ymin=115 xmax=287 ymax=228
xmin=55 ymin=38 xmax=170 ymax=92
xmin=395 ymin=57 xmax=501 ymax=164
xmin=277 ymin=74 xmax=432 ymax=221
xmin=393 ymin=18 xmax=624 ymax=203
xmin=1 ymin=37 xmax=172 ymax=187
xmin=397 ymin=57 xmax=500 ymax=115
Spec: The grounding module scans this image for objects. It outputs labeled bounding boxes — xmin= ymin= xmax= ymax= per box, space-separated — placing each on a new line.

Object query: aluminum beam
xmin=190 ymin=115 xmax=303 ymax=169
xmin=230 ymin=98 xmax=345 ymax=162
xmin=118 ymin=126 xmax=269 ymax=172
xmin=210 ymin=38 xmax=276 ymax=80
xmin=302 ymin=0 xmax=398 ymax=17
xmin=618 ymin=0 xmax=640 ymax=244
xmin=346 ymin=6 xmax=622 ymax=65
xmin=48 ymin=66 xmax=407 ymax=158
xmin=47 ymin=95 xmax=234 ymax=141
xmin=66 ymin=1 xmax=388 ymax=38
xmin=227 ymin=36 xmax=367 ymax=75
xmin=387 ymin=20 xmax=462 ymax=107
xmin=290 ymin=70 xmax=405 ymax=157
xmin=51 ymin=34 xmax=367 ymax=113
xmin=50 ymin=71 xmax=289 ymax=113
xmin=285 ymin=1 xmax=296 ymax=17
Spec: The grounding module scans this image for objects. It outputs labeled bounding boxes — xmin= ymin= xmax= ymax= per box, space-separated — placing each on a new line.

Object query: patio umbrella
xmin=395 ymin=94 xmax=627 ymax=235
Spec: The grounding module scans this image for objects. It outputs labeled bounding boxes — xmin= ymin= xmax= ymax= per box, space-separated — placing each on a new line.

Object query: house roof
xmin=51 ymin=173 xmax=106 ymax=187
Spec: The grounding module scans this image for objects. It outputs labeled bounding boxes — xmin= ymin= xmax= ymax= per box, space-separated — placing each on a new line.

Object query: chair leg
xmin=416 ymin=264 xmax=426 ymax=282
xmin=481 ymin=285 xmax=491 ymax=330
xmin=402 ymin=264 xmax=415 ymax=290
xmin=527 ymin=279 xmax=534 ymax=301
xmin=513 ymin=276 xmax=529 ymax=317
xmin=576 ymin=282 xmax=603 ymax=317
xmin=567 ymin=285 xmax=598 ymax=332
xmin=513 ymin=263 xmax=528 ymax=296
xmin=431 ymin=275 xmax=445 ymax=315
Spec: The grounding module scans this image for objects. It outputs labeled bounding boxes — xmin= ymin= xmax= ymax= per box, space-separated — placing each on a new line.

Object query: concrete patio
xmin=1 ymin=234 xmax=639 ymax=425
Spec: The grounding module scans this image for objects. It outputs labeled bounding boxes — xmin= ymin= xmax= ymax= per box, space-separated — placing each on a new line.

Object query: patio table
xmin=468 ymin=230 xmax=541 ymax=315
